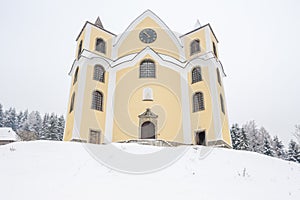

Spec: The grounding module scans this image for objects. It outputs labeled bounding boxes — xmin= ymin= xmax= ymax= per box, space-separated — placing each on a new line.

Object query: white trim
xmin=181 ymin=68 xmax=192 ymax=143
xmin=208 ymin=61 xmax=222 ymax=140
xmin=205 ymin=26 xmax=212 ymax=53
xmin=205 ymin=30 xmax=222 ymax=140
xmin=83 ymin=23 xmax=92 ymax=50
xmin=104 ymin=68 xmax=116 ymax=143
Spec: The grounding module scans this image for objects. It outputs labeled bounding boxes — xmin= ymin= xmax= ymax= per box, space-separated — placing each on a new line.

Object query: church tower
xmin=64 ymin=10 xmax=232 ymax=148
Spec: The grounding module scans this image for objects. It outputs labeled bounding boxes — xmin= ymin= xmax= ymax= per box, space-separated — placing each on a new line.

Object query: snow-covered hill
xmin=0 ymin=141 xmax=299 ymax=200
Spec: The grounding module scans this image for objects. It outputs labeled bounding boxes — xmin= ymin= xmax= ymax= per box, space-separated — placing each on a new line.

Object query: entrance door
xmin=195 ymin=131 xmax=206 ymax=145
xmin=141 ymin=121 xmax=155 ymax=139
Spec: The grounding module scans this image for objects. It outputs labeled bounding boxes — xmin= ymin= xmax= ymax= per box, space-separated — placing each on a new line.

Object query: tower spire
xmin=95 ymin=17 xmax=104 ymax=29
xmin=194 ymin=19 xmax=201 ymax=29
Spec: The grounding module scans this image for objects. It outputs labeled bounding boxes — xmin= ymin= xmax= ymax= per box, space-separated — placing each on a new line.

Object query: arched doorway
xmin=141 ymin=121 xmax=156 ymax=139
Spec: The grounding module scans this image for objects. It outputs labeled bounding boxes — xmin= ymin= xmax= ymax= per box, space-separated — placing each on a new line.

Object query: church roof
xmin=95 ymin=16 xmax=104 ymax=28
xmin=75 ymin=20 xmax=116 ymax=41
xmin=0 ymin=127 xmax=19 ymax=141
xmin=180 ymin=23 xmax=219 ymax=43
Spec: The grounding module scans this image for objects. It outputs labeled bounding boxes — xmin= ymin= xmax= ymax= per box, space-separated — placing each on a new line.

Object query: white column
xmin=104 ymin=68 xmax=116 ymax=143
xmin=181 ymin=69 xmax=192 ymax=144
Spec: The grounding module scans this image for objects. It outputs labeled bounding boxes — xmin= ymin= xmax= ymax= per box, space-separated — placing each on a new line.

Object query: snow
xmin=0 ymin=141 xmax=299 ymax=200
xmin=0 ymin=127 xmax=19 ymax=141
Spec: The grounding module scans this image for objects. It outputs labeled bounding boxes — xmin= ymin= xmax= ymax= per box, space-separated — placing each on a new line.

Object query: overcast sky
xmin=0 ymin=0 xmax=299 ymax=144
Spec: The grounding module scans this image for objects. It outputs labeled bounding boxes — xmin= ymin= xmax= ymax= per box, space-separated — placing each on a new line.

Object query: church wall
xmin=182 ymin=28 xmax=207 ymax=60
xmin=76 ymin=29 xmax=86 ymax=59
xmin=64 ymin=72 xmax=79 ymax=141
xmin=117 ymin=17 xmax=180 ymax=60
xmin=188 ymin=66 xmax=216 ymax=143
xmin=78 ymin=64 xmax=109 ymax=143
xmin=112 ymin=57 xmax=183 ymax=143
xmin=89 ymin=26 xmax=113 ymax=58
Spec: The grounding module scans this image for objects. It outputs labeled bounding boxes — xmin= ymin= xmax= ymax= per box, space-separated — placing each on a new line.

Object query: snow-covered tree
xmin=40 ymin=113 xmax=50 ymax=140
xmin=230 ymin=124 xmax=239 ymax=149
xmin=44 ymin=113 xmax=60 ymax=140
xmin=17 ymin=110 xmax=28 ymax=131
xmin=262 ymin=136 xmax=275 ymax=157
xmin=18 ymin=111 xmax=42 ymax=139
xmin=238 ymin=128 xmax=250 ymax=150
xmin=57 ymin=115 xmax=65 ymax=141
xmin=3 ymin=107 xmax=18 ymax=131
xmin=272 ymin=136 xmax=286 ymax=159
xmin=287 ymin=140 xmax=300 ymax=163
xmin=230 ymin=124 xmax=249 ymax=151
xmin=0 ymin=103 xmax=4 ymax=127
xmin=243 ymin=121 xmax=263 ymax=153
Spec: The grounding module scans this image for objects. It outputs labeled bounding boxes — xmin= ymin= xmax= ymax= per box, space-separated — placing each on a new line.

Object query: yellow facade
xmin=64 ymin=10 xmax=232 ymax=148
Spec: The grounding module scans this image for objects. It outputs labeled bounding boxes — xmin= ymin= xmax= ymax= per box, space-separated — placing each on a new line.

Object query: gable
xmin=114 ymin=10 xmax=183 ymax=60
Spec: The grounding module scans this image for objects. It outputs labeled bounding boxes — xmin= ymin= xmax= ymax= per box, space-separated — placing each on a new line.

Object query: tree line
xmin=0 ymin=103 xmax=65 ymax=141
xmin=231 ymin=121 xmax=300 ymax=164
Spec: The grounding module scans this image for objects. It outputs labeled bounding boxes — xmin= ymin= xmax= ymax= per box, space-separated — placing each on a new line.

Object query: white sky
xmin=0 ymin=0 xmax=299 ymax=144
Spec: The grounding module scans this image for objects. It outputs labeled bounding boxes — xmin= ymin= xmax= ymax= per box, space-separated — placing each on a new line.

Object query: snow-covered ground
xmin=0 ymin=141 xmax=299 ymax=200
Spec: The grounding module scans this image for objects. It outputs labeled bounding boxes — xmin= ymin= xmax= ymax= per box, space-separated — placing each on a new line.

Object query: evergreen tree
xmin=262 ymin=136 xmax=275 ymax=157
xmin=272 ymin=136 xmax=286 ymax=159
xmin=0 ymin=103 xmax=4 ymax=127
xmin=57 ymin=115 xmax=65 ymax=141
xmin=40 ymin=113 xmax=50 ymax=140
xmin=34 ymin=111 xmax=42 ymax=138
xmin=3 ymin=107 xmax=18 ymax=131
xmin=287 ymin=140 xmax=299 ymax=163
xmin=234 ymin=128 xmax=249 ymax=151
xmin=17 ymin=111 xmax=24 ymax=131
xmin=17 ymin=110 xmax=28 ymax=131
xmin=230 ymin=124 xmax=249 ymax=151
xmin=243 ymin=121 xmax=263 ymax=153
xmin=230 ymin=124 xmax=240 ymax=149
xmin=46 ymin=113 xmax=59 ymax=140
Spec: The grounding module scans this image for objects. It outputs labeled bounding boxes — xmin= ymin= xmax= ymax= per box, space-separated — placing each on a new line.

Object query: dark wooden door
xmin=141 ymin=121 xmax=155 ymax=139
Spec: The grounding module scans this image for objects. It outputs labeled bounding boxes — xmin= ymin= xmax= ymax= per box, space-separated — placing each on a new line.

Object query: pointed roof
xmin=95 ymin=16 xmax=104 ymax=28
xmin=113 ymin=9 xmax=183 ymax=48
xmin=194 ymin=19 xmax=201 ymax=29
xmin=138 ymin=108 xmax=158 ymax=118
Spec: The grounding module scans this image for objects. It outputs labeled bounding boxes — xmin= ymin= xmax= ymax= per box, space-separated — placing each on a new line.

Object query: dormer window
xmin=95 ymin=38 xmax=106 ymax=54
xmin=190 ymin=39 xmax=200 ymax=55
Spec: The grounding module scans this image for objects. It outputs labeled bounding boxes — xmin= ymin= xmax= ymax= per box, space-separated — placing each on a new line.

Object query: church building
xmin=63 ymin=10 xmax=232 ymax=148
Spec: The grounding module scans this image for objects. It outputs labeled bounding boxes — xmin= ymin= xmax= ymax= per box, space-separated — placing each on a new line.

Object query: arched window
xmin=220 ymin=94 xmax=225 ymax=114
xmin=213 ymin=42 xmax=218 ymax=58
xmin=69 ymin=92 xmax=75 ymax=113
xmin=190 ymin=39 xmax=200 ymax=55
xmin=192 ymin=67 xmax=202 ymax=84
xmin=77 ymin=40 xmax=82 ymax=59
xmin=139 ymin=59 xmax=155 ymax=78
xmin=91 ymin=91 xmax=103 ymax=111
xmin=95 ymin=38 xmax=106 ymax=54
xmin=193 ymin=92 xmax=205 ymax=112
xmin=73 ymin=67 xmax=79 ymax=85
xmin=93 ymin=65 xmax=105 ymax=83
xmin=217 ymin=68 xmax=221 ymax=86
